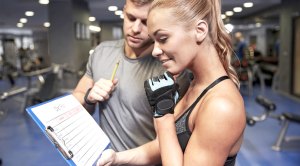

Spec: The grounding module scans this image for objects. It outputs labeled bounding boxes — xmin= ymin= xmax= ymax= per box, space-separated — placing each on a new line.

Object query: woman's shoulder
xmin=199 ymin=87 xmax=245 ymax=124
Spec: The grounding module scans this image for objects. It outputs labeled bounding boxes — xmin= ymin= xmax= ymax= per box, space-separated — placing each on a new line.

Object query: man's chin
xmin=127 ymin=41 xmax=142 ymax=48
xmin=125 ymin=38 xmax=153 ymax=49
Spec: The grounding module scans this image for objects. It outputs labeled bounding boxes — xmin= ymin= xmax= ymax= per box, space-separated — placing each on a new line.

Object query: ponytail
xmin=210 ymin=0 xmax=240 ymax=87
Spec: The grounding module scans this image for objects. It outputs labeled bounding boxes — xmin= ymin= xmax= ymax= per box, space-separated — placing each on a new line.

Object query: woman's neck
xmin=190 ymin=45 xmax=227 ymax=86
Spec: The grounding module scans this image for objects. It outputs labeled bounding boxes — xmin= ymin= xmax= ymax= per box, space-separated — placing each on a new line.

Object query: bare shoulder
xmin=208 ymin=87 xmax=243 ymax=116
xmin=185 ymin=85 xmax=245 ymax=163
xmin=196 ymin=86 xmax=246 ymax=132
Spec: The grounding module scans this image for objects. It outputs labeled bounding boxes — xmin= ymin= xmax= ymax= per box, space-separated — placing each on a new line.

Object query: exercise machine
xmin=0 ymin=86 xmax=27 ymax=121
xmin=247 ymin=95 xmax=300 ymax=151
xmin=246 ymin=95 xmax=277 ymax=126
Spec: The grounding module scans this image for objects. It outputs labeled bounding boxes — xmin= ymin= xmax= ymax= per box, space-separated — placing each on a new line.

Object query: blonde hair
xmin=129 ymin=0 xmax=153 ymax=6
xmin=150 ymin=0 xmax=239 ymax=86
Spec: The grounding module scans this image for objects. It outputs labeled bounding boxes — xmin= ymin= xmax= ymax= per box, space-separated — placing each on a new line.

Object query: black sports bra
xmin=175 ymin=76 xmax=237 ymax=166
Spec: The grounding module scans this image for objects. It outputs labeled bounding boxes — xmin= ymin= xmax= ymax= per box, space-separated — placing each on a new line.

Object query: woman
xmin=97 ymin=0 xmax=246 ymax=165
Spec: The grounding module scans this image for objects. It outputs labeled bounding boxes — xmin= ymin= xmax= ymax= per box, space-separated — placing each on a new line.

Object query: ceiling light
xmin=233 ymin=7 xmax=243 ymax=13
xmin=244 ymin=2 xmax=253 ymax=8
xmin=221 ymin=14 xmax=226 ymax=19
xmin=115 ymin=10 xmax=123 ymax=16
xmin=17 ymin=23 xmax=23 ymax=28
xmin=120 ymin=14 xmax=124 ymax=19
xmin=225 ymin=11 xmax=234 ymax=16
xmin=108 ymin=6 xmax=118 ymax=11
xmin=39 ymin=0 xmax=49 ymax=5
xmin=20 ymin=18 xmax=27 ymax=23
xmin=89 ymin=17 xmax=96 ymax=22
xmin=256 ymin=23 xmax=262 ymax=27
xmin=44 ymin=22 xmax=50 ymax=27
xmin=25 ymin=11 xmax=34 ymax=16
xmin=225 ymin=24 xmax=234 ymax=33
xmin=89 ymin=25 xmax=101 ymax=32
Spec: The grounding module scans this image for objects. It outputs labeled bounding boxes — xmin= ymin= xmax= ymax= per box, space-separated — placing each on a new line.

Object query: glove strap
xmin=153 ymin=99 xmax=174 ymax=118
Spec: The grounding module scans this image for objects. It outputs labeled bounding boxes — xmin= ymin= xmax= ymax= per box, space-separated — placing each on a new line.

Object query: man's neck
xmin=124 ymin=43 xmax=154 ymax=59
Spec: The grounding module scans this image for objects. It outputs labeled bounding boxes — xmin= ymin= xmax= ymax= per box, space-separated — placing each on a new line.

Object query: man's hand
xmin=144 ymin=72 xmax=178 ymax=118
xmin=85 ymin=78 xmax=118 ymax=104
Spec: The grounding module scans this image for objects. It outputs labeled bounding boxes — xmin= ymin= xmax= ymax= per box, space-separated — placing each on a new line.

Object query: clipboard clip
xmin=45 ymin=126 xmax=74 ymax=160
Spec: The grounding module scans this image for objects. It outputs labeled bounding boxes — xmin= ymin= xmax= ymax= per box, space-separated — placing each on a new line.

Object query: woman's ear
xmin=195 ymin=20 xmax=208 ymax=43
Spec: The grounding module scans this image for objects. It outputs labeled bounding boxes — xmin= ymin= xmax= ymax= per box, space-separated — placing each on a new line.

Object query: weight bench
xmin=246 ymin=95 xmax=300 ymax=151
xmin=246 ymin=95 xmax=277 ymax=126
xmin=272 ymin=112 xmax=300 ymax=151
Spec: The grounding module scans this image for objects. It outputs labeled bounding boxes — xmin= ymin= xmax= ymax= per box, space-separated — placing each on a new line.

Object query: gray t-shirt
xmin=86 ymin=39 xmax=165 ymax=151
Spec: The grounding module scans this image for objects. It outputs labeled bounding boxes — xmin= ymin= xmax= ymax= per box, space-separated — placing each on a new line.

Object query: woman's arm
xmin=97 ymin=139 xmax=161 ymax=166
xmin=154 ymin=92 xmax=245 ymax=166
xmin=183 ymin=94 xmax=245 ymax=165
xmin=155 ymin=114 xmax=183 ymax=166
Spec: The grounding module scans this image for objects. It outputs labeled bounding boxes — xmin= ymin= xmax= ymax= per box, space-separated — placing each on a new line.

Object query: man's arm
xmin=72 ymin=75 xmax=95 ymax=113
xmin=73 ymin=74 xmax=119 ymax=114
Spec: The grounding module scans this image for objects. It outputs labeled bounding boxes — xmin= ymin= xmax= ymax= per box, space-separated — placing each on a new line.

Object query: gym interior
xmin=1 ymin=0 xmax=300 ymax=165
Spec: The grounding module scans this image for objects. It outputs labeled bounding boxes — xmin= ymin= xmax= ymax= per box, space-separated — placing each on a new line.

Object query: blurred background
xmin=0 ymin=0 xmax=300 ymax=165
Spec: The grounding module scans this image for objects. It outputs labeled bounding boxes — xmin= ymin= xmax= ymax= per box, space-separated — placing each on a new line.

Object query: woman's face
xmin=147 ymin=8 xmax=198 ymax=75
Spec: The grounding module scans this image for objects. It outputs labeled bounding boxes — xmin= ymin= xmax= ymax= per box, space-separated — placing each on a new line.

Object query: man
xmin=72 ymin=0 xmax=164 ymax=151
xmin=234 ymin=31 xmax=247 ymax=60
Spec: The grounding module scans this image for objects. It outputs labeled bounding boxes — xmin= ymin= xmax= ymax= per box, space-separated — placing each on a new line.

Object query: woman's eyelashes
xmin=157 ymin=36 xmax=168 ymax=43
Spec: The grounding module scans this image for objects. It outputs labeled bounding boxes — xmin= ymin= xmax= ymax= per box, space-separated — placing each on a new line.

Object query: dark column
xmin=278 ymin=0 xmax=300 ymax=95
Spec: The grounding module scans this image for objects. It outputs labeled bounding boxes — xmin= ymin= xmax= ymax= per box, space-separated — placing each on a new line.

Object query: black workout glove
xmin=144 ymin=72 xmax=179 ymax=118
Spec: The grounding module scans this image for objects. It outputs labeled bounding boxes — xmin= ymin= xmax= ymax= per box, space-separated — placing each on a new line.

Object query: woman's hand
xmin=97 ymin=149 xmax=117 ymax=166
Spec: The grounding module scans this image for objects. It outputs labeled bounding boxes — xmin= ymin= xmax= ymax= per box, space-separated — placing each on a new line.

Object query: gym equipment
xmin=272 ymin=112 xmax=300 ymax=151
xmin=0 ymin=86 xmax=27 ymax=100
xmin=246 ymin=95 xmax=277 ymax=126
xmin=21 ymin=66 xmax=53 ymax=89
xmin=247 ymin=95 xmax=300 ymax=151
xmin=0 ymin=86 xmax=27 ymax=121
xmin=23 ymin=63 xmax=80 ymax=109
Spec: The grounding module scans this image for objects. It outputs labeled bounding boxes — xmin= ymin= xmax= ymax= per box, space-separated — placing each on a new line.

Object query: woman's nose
xmin=152 ymin=43 xmax=163 ymax=57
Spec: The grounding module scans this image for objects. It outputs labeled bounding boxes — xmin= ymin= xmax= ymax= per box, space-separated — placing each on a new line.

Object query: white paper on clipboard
xmin=26 ymin=94 xmax=110 ymax=166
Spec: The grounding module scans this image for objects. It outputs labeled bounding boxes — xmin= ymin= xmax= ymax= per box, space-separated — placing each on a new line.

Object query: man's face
xmin=123 ymin=1 xmax=152 ymax=49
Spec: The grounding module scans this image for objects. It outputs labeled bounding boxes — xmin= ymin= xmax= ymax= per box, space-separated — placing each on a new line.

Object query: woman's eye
xmin=158 ymin=37 xmax=167 ymax=43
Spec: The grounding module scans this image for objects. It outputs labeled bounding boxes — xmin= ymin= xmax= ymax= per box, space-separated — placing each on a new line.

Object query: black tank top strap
xmin=187 ymin=75 xmax=229 ymax=112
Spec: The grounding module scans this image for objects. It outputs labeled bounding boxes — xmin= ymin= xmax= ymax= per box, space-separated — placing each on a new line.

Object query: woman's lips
xmin=160 ymin=59 xmax=172 ymax=66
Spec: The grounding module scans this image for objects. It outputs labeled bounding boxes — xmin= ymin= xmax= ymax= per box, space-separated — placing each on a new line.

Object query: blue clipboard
xmin=26 ymin=94 xmax=110 ymax=166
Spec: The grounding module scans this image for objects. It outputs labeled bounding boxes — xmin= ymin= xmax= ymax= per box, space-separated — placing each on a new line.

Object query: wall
xmin=33 ymin=31 xmax=50 ymax=67
xmin=48 ymin=0 xmax=90 ymax=70
xmin=246 ymin=28 xmax=268 ymax=56
xmin=99 ymin=21 xmax=123 ymax=42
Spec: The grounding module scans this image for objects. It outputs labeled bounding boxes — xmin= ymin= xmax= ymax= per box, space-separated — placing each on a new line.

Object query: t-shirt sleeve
xmin=85 ymin=54 xmax=93 ymax=78
xmin=85 ymin=45 xmax=102 ymax=78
